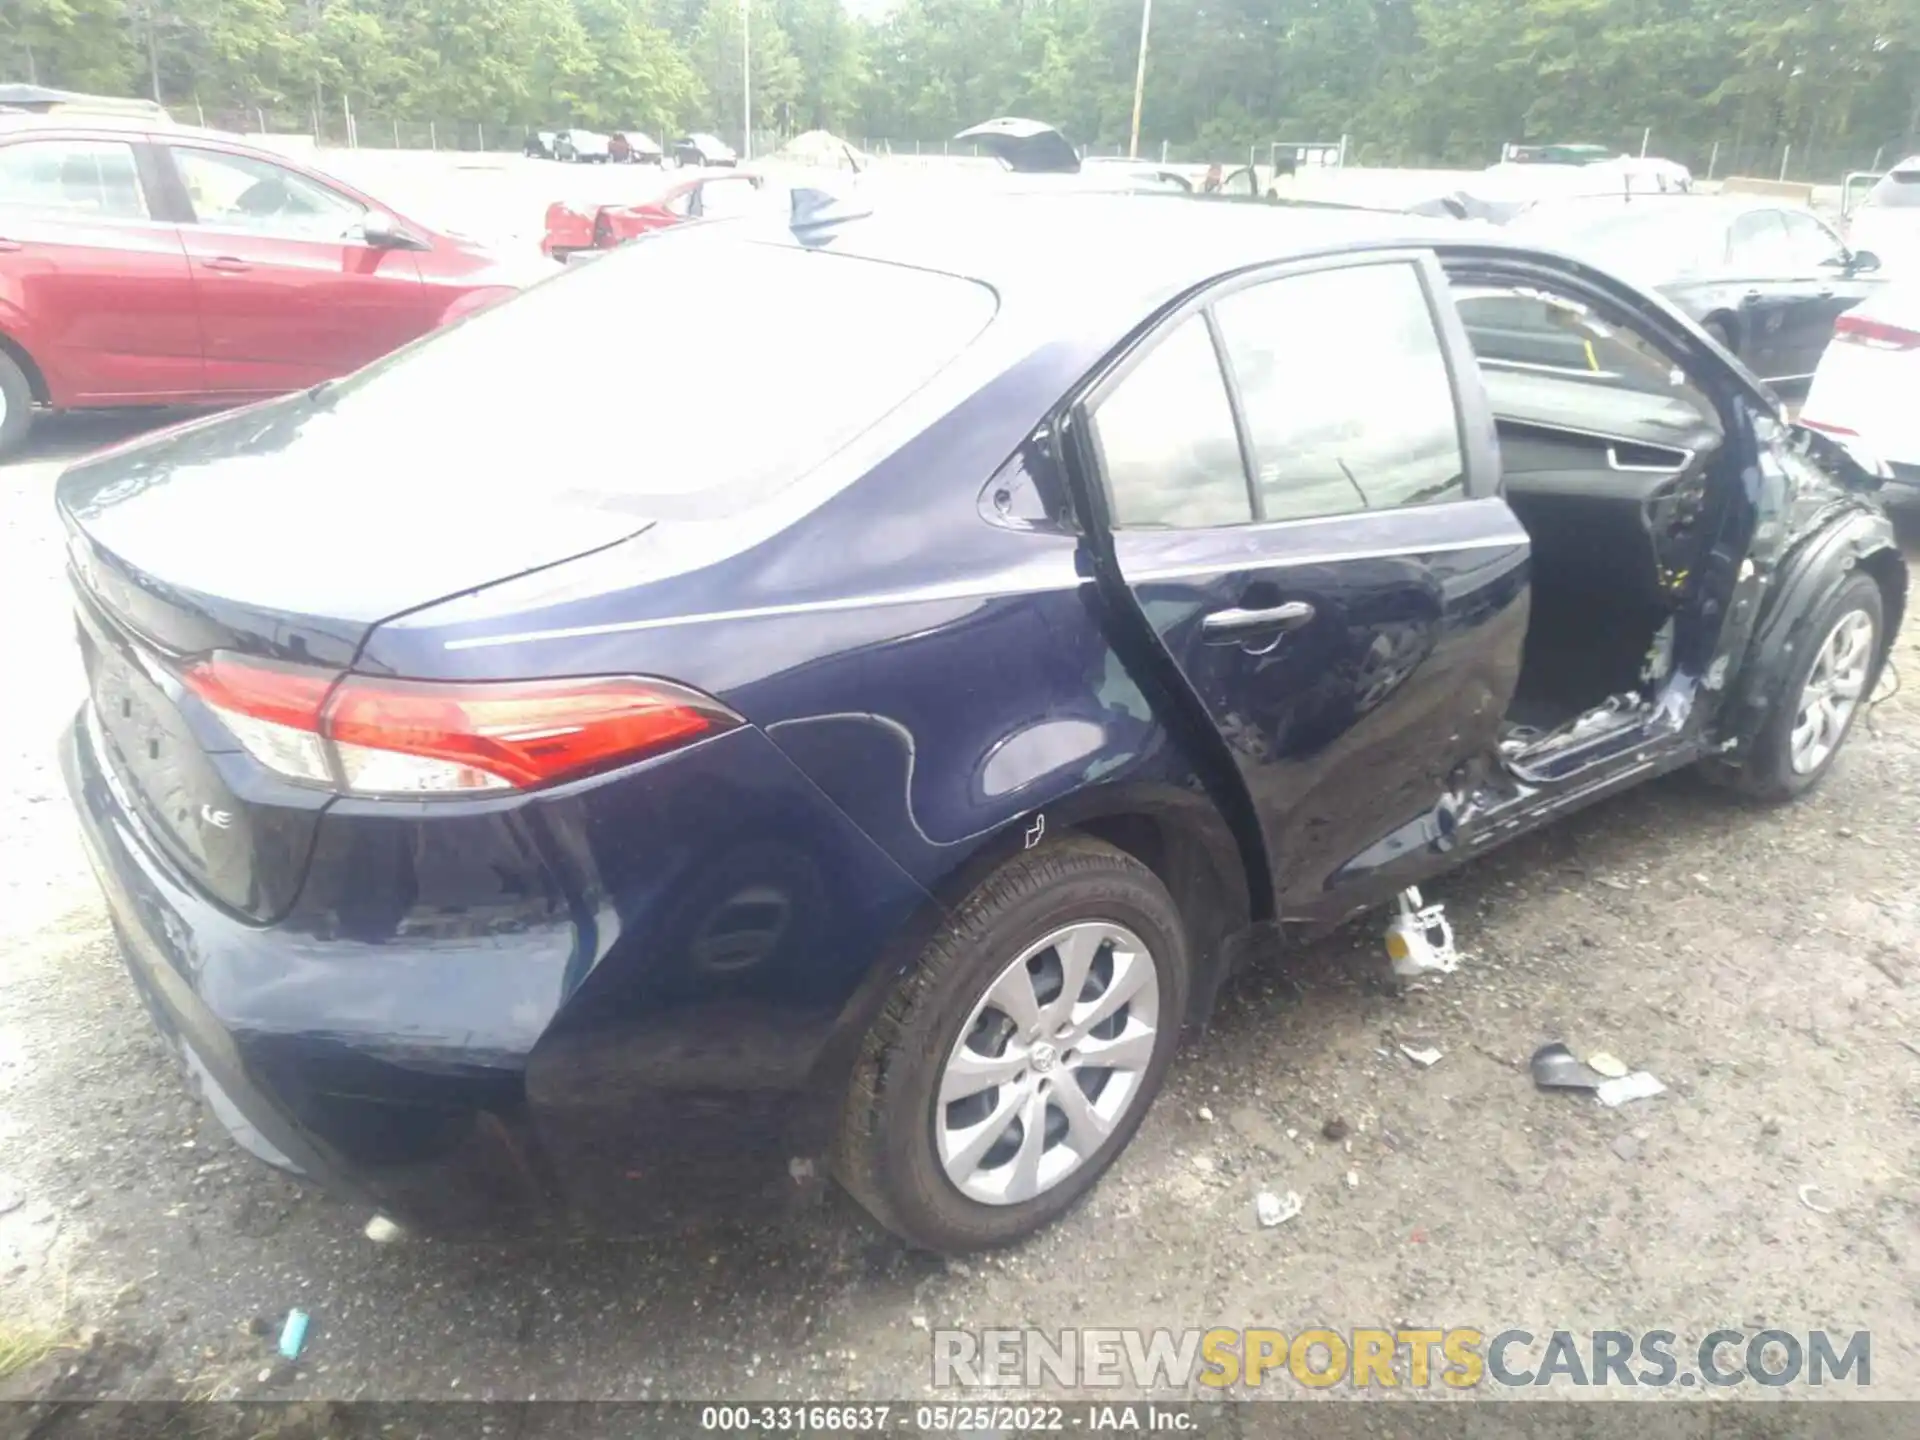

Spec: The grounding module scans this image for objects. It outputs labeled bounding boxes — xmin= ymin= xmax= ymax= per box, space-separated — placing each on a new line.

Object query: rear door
xmin=0 ymin=133 xmax=203 ymax=403
xmin=164 ymin=143 xmax=432 ymax=393
xmin=1080 ymin=253 xmax=1531 ymax=917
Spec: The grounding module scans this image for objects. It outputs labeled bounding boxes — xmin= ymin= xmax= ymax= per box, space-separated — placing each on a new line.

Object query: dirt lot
xmin=2 ymin=407 xmax=1918 ymax=1409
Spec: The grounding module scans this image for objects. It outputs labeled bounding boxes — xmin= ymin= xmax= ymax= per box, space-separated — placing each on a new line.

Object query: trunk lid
xmin=57 ymin=391 xmax=652 ymax=662
xmin=57 ymin=393 xmax=650 ymax=923
xmin=954 ymin=117 xmax=1081 ymax=174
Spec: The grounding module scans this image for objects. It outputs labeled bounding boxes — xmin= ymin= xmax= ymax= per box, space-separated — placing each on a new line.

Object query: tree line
xmin=4 ymin=0 xmax=1917 ymax=170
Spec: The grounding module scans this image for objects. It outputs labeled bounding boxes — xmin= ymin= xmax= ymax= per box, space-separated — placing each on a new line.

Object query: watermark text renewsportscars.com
xmin=932 ymin=1327 xmax=1871 ymax=1390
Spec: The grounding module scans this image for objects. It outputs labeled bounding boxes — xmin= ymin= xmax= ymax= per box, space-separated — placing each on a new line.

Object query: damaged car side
xmin=56 ymin=196 xmax=1904 ymax=1256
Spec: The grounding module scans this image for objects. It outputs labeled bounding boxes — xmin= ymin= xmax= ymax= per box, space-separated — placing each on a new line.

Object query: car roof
xmin=787 ymin=190 xmax=1489 ymax=312
xmin=0 ymin=111 xmax=262 ymax=146
xmin=1509 ymin=192 xmax=1798 ymax=228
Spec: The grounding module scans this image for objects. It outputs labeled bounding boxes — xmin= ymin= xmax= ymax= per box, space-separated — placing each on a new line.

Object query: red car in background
xmin=0 ymin=113 xmax=548 ymax=457
xmin=541 ymin=171 xmax=778 ymax=259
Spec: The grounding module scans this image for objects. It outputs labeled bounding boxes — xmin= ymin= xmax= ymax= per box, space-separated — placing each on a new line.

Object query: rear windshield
xmin=318 ymin=232 xmax=997 ymax=514
xmin=1866 ymin=169 xmax=1920 ymax=208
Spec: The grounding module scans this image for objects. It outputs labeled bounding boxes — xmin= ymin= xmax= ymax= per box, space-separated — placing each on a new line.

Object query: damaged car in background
xmin=56 ymin=195 xmax=1905 ymax=1256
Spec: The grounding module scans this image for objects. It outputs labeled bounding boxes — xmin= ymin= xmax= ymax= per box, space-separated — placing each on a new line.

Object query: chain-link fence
xmin=180 ymin=103 xmax=1914 ymax=187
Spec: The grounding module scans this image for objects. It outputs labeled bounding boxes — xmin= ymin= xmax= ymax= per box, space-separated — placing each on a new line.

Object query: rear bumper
xmin=62 ymin=710 xmax=373 ymax=1204
xmin=62 ymin=706 xmax=936 ymax=1236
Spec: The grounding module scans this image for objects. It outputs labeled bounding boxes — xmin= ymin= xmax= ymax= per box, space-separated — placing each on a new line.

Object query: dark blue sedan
xmin=58 ymin=191 xmax=1905 ymax=1253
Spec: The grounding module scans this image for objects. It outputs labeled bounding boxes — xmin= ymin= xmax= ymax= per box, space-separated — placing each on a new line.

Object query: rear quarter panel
xmin=357 ymin=314 xmax=1254 ymax=1065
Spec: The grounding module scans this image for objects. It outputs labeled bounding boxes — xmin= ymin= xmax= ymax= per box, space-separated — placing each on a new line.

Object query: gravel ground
xmin=2 ymin=410 xmax=1918 ymax=1412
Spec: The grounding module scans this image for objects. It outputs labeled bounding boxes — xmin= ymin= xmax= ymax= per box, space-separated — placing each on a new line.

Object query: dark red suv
xmin=0 ymin=115 xmax=550 ymax=456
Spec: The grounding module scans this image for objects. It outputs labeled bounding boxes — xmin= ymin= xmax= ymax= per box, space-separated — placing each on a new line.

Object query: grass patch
xmin=0 ymin=1322 xmax=68 ymax=1380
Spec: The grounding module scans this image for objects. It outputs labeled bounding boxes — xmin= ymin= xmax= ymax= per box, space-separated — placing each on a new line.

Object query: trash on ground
xmin=1197 ymin=1106 xmax=1214 ymax=1122
xmin=1530 ymin=1041 xmax=1603 ymax=1090
xmin=1797 ymin=1183 xmax=1833 ymax=1215
xmin=1255 ymin=1190 xmax=1303 ymax=1228
xmin=1899 ymin=1038 xmax=1920 ymax=1060
xmin=1386 ymin=887 xmax=1459 ymax=977
xmin=1345 ymin=1169 xmax=1359 ymax=1190
xmin=278 ymin=1308 xmax=309 ymax=1360
xmin=1610 ymin=1134 xmax=1641 ymax=1162
xmin=1400 ymin=1043 xmax=1443 ymax=1067
xmin=364 ymin=1214 xmax=404 ymax=1244
xmin=1321 ymin=1117 xmax=1349 ymax=1142
xmin=1586 ymin=1051 xmax=1630 ymax=1079
xmin=1595 ymin=1071 xmax=1667 ymax=1107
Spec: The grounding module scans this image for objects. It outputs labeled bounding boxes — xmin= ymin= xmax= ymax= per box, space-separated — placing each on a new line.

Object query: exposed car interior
xmin=1450 ymin=281 xmax=1727 ymax=755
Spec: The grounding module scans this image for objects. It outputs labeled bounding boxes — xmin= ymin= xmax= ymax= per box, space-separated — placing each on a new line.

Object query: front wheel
xmin=1705 ymin=571 xmax=1883 ymax=800
xmin=835 ymin=838 xmax=1188 ymax=1253
xmin=0 ymin=348 xmax=34 ymax=460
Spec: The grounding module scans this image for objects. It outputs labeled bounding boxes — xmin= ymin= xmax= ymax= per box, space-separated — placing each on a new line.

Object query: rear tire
xmin=0 ymin=349 xmax=33 ymax=460
xmin=1703 ymin=571 xmax=1883 ymax=801
xmin=835 ymin=838 xmax=1188 ymax=1254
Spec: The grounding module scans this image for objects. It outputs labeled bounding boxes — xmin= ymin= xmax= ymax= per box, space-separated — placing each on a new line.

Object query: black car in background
xmin=672 ymin=132 xmax=737 ymax=167
xmin=1504 ymin=195 xmax=1885 ymax=388
xmin=554 ymin=129 xmax=612 ymax=163
xmin=524 ymin=129 xmax=558 ymax=159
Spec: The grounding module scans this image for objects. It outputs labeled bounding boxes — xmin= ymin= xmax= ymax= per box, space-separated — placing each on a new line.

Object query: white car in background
xmin=1800 ymin=279 xmax=1920 ymax=498
xmin=1843 ymin=158 xmax=1920 ymax=277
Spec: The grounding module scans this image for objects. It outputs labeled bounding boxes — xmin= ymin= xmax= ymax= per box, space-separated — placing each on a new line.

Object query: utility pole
xmin=741 ymin=0 xmax=752 ymax=161
xmin=146 ymin=6 xmax=163 ymax=104
xmin=1127 ymin=0 xmax=1153 ymax=161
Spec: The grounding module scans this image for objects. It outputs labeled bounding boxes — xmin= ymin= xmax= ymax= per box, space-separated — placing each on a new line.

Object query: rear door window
xmin=1213 ymin=260 xmax=1466 ymax=519
xmin=0 ymin=138 xmax=149 ymax=220
xmin=1089 ymin=314 xmax=1254 ymax=529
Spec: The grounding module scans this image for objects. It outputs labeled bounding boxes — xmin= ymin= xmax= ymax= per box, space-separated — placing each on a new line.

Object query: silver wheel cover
xmin=934 ymin=921 xmax=1160 ymax=1206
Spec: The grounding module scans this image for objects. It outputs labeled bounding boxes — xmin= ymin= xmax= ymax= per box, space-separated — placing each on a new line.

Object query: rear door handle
xmin=1202 ymin=601 xmax=1316 ymax=639
xmin=201 ymin=256 xmax=251 ymax=273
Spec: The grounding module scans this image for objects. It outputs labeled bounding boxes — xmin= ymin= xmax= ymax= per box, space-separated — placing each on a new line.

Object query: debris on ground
xmin=363 ymin=1215 xmax=404 ymax=1244
xmin=1197 ymin=1106 xmax=1215 ymax=1123
xmin=1386 ymin=887 xmax=1459 ymax=976
xmin=1400 ymin=1043 xmax=1444 ymax=1067
xmin=1595 ymin=1071 xmax=1667 ymax=1107
xmin=1798 ymin=1184 xmax=1833 ymax=1215
xmin=1255 ymin=1190 xmax=1303 ymax=1228
xmin=1610 ymin=1134 xmax=1642 ymax=1162
xmin=1586 ymin=1051 xmax=1630 ymax=1079
xmin=1321 ymin=1117 xmax=1350 ymax=1142
xmin=1530 ymin=1041 xmax=1603 ymax=1090
xmin=278 ymin=1309 xmax=309 ymax=1360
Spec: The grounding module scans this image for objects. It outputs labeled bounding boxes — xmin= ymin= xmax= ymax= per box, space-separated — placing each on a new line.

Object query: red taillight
xmin=1833 ymin=314 xmax=1920 ymax=351
xmin=183 ymin=653 xmax=334 ymax=731
xmin=181 ymin=654 xmax=737 ymax=796
xmin=326 ymin=675 xmax=730 ymax=791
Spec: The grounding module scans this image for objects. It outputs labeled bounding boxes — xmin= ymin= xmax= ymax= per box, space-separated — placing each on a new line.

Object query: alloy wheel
xmin=934 ymin=921 xmax=1160 ymax=1206
xmin=1789 ymin=607 xmax=1875 ymax=775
